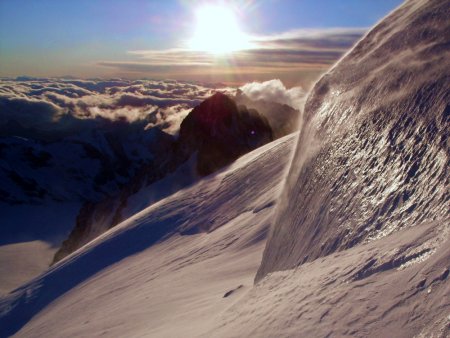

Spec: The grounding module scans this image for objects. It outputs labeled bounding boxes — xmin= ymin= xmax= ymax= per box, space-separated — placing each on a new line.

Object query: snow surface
xmin=210 ymin=220 xmax=450 ymax=337
xmin=257 ymin=0 xmax=449 ymax=280
xmin=1 ymin=0 xmax=449 ymax=336
xmin=0 ymin=134 xmax=295 ymax=337
xmin=0 ymin=241 xmax=54 ymax=297
xmin=0 ymin=202 xmax=80 ymax=295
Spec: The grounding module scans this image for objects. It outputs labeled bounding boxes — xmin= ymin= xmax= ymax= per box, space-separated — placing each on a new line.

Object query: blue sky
xmin=0 ymin=0 xmax=403 ymax=84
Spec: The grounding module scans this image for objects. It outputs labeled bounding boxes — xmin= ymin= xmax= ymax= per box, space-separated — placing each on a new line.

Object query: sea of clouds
xmin=0 ymin=77 xmax=306 ymax=139
xmin=0 ymin=78 xmax=224 ymax=137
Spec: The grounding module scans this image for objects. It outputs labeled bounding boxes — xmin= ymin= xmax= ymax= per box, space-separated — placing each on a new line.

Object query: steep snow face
xmin=0 ymin=134 xmax=295 ymax=337
xmin=257 ymin=0 xmax=449 ymax=281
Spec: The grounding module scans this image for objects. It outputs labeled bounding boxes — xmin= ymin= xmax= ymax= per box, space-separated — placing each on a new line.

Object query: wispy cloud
xmin=97 ymin=28 xmax=365 ymax=82
xmin=252 ymin=28 xmax=365 ymax=50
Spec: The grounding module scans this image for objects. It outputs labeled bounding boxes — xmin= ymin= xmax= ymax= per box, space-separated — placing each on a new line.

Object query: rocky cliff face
xmin=257 ymin=0 xmax=449 ymax=281
xmin=178 ymin=92 xmax=273 ymax=176
xmin=234 ymin=90 xmax=301 ymax=139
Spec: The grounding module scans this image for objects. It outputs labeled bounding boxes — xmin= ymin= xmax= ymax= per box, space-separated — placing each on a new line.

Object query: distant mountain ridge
xmin=0 ymin=121 xmax=174 ymax=205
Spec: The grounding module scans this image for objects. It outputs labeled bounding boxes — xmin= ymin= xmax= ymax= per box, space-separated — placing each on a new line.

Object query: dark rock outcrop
xmin=177 ymin=92 xmax=273 ymax=176
xmin=234 ymin=89 xmax=301 ymax=139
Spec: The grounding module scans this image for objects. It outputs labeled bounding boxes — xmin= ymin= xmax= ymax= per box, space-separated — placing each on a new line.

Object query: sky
xmin=0 ymin=0 xmax=403 ymax=87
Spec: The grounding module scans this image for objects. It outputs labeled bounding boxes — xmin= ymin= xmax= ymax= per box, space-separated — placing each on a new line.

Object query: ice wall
xmin=257 ymin=0 xmax=449 ymax=281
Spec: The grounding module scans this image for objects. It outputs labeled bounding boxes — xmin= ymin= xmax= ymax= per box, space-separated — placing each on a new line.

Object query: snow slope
xmin=0 ymin=133 xmax=295 ymax=337
xmin=230 ymin=0 xmax=448 ymax=336
xmin=1 ymin=0 xmax=449 ymax=337
xmin=213 ymin=0 xmax=449 ymax=334
xmin=210 ymin=219 xmax=449 ymax=337
xmin=258 ymin=0 xmax=449 ymax=280
xmin=0 ymin=202 xmax=80 ymax=296
xmin=0 ymin=242 xmax=54 ymax=296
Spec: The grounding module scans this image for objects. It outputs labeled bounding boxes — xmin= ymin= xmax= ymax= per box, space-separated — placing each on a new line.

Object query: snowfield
xmin=0 ymin=134 xmax=296 ymax=337
xmin=210 ymin=219 xmax=449 ymax=337
xmin=1 ymin=0 xmax=449 ymax=337
xmin=0 ymin=202 xmax=80 ymax=296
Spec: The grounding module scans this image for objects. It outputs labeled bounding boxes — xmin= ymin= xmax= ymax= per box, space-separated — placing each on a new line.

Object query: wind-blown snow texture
xmin=257 ymin=0 xmax=449 ymax=281
xmin=1 ymin=0 xmax=449 ymax=337
xmin=0 ymin=134 xmax=294 ymax=337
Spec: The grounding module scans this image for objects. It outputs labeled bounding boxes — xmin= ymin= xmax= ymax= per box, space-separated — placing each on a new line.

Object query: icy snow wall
xmin=256 ymin=0 xmax=449 ymax=281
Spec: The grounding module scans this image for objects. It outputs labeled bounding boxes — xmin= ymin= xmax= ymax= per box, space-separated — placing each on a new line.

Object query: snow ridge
xmin=257 ymin=0 xmax=449 ymax=281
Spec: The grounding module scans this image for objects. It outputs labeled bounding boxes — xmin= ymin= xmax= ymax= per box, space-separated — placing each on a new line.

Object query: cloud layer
xmin=0 ymin=77 xmax=309 ymax=140
xmin=240 ymin=79 xmax=305 ymax=110
xmin=0 ymin=78 xmax=227 ymax=137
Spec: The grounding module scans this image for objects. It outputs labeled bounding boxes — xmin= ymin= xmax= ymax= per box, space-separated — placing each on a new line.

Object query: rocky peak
xmin=187 ymin=92 xmax=236 ymax=133
xmin=178 ymin=92 xmax=273 ymax=176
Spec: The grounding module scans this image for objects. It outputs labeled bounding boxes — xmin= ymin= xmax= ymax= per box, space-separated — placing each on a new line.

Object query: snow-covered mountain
xmin=1 ymin=0 xmax=448 ymax=337
xmin=0 ymin=78 xmax=291 ymax=293
xmin=53 ymin=92 xmax=274 ymax=263
xmin=0 ymin=79 xmax=209 ymax=293
xmin=0 ymin=78 xmax=220 ymax=206
xmin=0 ymin=122 xmax=174 ymax=204
xmin=0 ymin=132 xmax=296 ymax=338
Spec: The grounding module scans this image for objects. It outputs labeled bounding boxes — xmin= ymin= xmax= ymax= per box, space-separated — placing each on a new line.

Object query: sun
xmin=188 ymin=5 xmax=251 ymax=54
